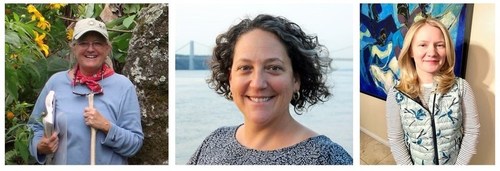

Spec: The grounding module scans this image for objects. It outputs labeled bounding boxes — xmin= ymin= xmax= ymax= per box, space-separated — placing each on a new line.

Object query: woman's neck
xmin=236 ymin=113 xmax=316 ymax=150
xmin=77 ymin=65 xmax=101 ymax=76
xmin=416 ymin=70 xmax=435 ymax=84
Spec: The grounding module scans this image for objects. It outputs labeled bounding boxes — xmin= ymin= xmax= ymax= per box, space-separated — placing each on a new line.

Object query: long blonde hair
xmin=396 ymin=18 xmax=456 ymax=98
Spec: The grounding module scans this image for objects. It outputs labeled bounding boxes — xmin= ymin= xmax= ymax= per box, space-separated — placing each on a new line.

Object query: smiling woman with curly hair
xmin=187 ymin=14 xmax=352 ymax=165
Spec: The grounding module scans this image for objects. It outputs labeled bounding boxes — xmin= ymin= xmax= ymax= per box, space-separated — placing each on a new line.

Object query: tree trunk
xmin=121 ymin=4 xmax=169 ymax=165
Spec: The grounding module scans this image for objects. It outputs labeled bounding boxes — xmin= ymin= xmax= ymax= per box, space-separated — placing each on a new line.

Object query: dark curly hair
xmin=207 ymin=14 xmax=332 ymax=114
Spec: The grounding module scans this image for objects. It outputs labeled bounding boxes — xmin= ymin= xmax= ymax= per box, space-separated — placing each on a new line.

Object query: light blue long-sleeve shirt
xmin=28 ymin=71 xmax=144 ymax=164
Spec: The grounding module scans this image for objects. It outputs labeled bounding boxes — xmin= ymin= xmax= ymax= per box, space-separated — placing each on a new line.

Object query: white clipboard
xmin=43 ymin=91 xmax=55 ymax=137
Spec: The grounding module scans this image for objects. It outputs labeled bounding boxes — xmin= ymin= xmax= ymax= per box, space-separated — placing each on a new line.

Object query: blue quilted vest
xmin=393 ymin=77 xmax=464 ymax=165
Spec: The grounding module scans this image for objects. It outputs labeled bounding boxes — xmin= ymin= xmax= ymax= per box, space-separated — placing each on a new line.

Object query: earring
xmin=293 ymin=91 xmax=300 ymax=101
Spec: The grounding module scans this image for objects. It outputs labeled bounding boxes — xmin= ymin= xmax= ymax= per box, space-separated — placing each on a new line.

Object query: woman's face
xmin=410 ymin=24 xmax=447 ymax=76
xmin=229 ymin=29 xmax=300 ymax=125
xmin=73 ymin=32 xmax=110 ymax=74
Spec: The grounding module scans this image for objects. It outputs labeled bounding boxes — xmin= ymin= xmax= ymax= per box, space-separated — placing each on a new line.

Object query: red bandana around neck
xmin=73 ymin=64 xmax=115 ymax=94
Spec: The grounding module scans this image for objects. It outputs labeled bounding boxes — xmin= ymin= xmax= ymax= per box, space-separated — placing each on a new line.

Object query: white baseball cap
xmin=72 ymin=18 xmax=108 ymax=40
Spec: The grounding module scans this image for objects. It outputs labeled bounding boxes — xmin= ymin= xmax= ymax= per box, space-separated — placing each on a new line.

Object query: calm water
xmin=175 ymin=60 xmax=353 ymax=164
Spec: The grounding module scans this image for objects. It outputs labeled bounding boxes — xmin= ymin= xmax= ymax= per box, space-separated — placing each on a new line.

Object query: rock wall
xmin=121 ymin=4 xmax=169 ymax=165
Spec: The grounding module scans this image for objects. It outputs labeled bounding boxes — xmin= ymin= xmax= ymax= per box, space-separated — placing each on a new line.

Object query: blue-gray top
xmin=188 ymin=125 xmax=353 ymax=165
xmin=28 ymin=71 xmax=143 ymax=164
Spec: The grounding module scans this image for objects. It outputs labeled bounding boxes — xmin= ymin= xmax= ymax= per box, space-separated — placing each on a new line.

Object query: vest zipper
xmin=395 ymin=88 xmax=440 ymax=165
xmin=429 ymin=93 xmax=439 ymax=165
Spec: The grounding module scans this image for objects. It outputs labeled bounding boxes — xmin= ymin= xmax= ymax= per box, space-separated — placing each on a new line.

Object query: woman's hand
xmin=84 ymin=107 xmax=111 ymax=134
xmin=37 ymin=132 xmax=59 ymax=154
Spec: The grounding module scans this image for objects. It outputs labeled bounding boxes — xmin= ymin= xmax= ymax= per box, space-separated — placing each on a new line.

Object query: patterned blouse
xmin=187 ymin=125 xmax=353 ymax=165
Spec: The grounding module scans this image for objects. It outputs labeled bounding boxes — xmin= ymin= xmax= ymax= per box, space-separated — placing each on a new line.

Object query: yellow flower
xmin=9 ymin=53 xmax=18 ymax=59
xmin=27 ymin=5 xmax=52 ymax=30
xmin=7 ymin=111 xmax=15 ymax=120
xmin=27 ymin=5 xmax=43 ymax=21
xmin=49 ymin=3 xmax=65 ymax=10
xmin=34 ymin=31 xmax=46 ymax=45
xmin=67 ymin=28 xmax=74 ymax=41
xmin=34 ymin=31 xmax=49 ymax=57
xmin=37 ymin=17 xmax=51 ymax=30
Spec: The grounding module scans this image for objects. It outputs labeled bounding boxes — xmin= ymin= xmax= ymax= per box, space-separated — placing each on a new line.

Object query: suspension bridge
xmin=175 ymin=40 xmax=353 ymax=70
xmin=175 ymin=41 xmax=212 ymax=70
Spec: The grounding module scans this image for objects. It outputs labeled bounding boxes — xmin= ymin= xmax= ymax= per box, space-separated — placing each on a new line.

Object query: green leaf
xmin=5 ymin=124 xmax=25 ymax=139
xmin=5 ymin=65 xmax=19 ymax=103
xmin=85 ymin=4 xmax=95 ymax=18
xmin=5 ymin=150 xmax=18 ymax=165
xmin=108 ymin=24 xmax=129 ymax=39
xmin=113 ymin=52 xmax=125 ymax=63
xmin=123 ymin=4 xmax=142 ymax=14
xmin=106 ymin=16 xmax=125 ymax=28
xmin=15 ymin=131 xmax=30 ymax=163
xmin=13 ymin=12 xmax=19 ymax=22
xmin=16 ymin=20 xmax=37 ymax=34
xmin=123 ymin=15 xmax=136 ymax=29
xmin=47 ymin=18 xmax=70 ymax=47
xmin=29 ymin=58 xmax=49 ymax=88
xmin=5 ymin=44 xmax=11 ymax=55
xmin=112 ymin=32 xmax=132 ymax=51
xmin=5 ymin=95 xmax=14 ymax=106
xmin=5 ymin=30 xmax=22 ymax=48
xmin=93 ymin=4 xmax=104 ymax=18
xmin=47 ymin=56 xmax=70 ymax=74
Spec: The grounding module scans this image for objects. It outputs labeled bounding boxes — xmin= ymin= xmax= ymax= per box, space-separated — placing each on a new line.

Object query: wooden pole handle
xmin=88 ymin=93 xmax=96 ymax=165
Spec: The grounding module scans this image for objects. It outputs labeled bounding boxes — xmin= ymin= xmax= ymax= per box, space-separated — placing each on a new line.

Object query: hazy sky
xmin=174 ymin=2 xmax=353 ymax=59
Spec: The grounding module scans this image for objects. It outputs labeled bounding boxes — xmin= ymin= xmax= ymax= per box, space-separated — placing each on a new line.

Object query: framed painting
xmin=360 ymin=3 xmax=473 ymax=100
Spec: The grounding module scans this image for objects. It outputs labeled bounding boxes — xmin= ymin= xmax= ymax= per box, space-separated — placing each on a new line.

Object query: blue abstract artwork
xmin=360 ymin=4 xmax=473 ymax=100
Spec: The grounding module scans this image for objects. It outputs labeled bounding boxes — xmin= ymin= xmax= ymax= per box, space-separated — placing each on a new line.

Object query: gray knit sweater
xmin=187 ymin=125 xmax=353 ymax=165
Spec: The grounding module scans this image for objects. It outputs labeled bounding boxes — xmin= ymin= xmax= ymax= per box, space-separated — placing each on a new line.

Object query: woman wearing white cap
xmin=28 ymin=18 xmax=144 ymax=164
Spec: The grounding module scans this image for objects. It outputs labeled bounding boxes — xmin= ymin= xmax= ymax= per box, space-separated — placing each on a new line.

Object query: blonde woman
xmin=386 ymin=18 xmax=479 ymax=165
